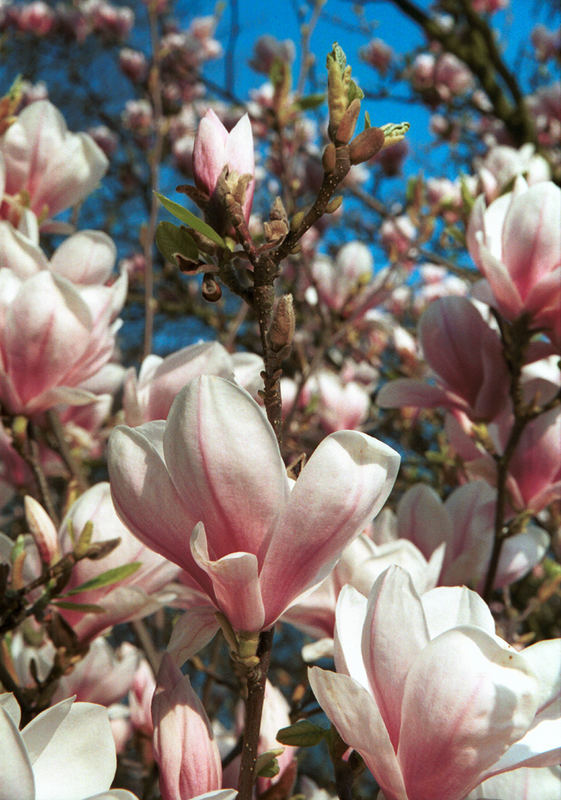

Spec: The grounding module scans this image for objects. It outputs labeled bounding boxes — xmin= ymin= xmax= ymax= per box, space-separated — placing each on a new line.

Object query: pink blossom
xmin=434 ymin=53 xmax=474 ymax=99
xmin=152 ymin=654 xmax=233 ymax=800
xmin=476 ymin=144 xmax=551 ymax=202
xmin=315 ymin=371 xmax=370 ymax=433
xmin=284 ymin=533 xmax=443 ymax=642
xmin=129 ymin=659 xmax=156 ymax=738
xmin=249 ymin=34 xmax=295 ymax=73
xmin=123 ymin=341 xmax=234 ymax=425
xmin=53 ymin=640 xmax=140 ymax=707
xmin=18 ymin=1 xmax=55 ymax=35
xmin=0 ymin=269 xmax=116 ymax=415
xmin=379 ymin=215 xmax=416 ymax=264
xmin=193 ymin=109 xmax=255 ymax=222
xmin=361 ymin=38 xmax=393 ymax=74
xmin=119 ymin=47 xmax=148 ymax=82
xmin=310 ymin=566 xmax=561 ymax=800
xmin=0 ymin=100 xmax=108 ymax=224
xmin=531 ymin=24 xmax=561 ymax=62
xmin=310 ymin=242 xmax=373 ymax=312
xmin=467 ymin=178 xmax=561 ymax=328
xmin=87 ymin=125 xmax=119 ymax=157
xmin=108 ymin=375 xmax=400 ymax=636
xmin=377 ymin=296 xmax=509 ymax=421
xmin=375 ymin=482 xmax=549 ymax=590
xmin=57 ymin=482 xmax=180 ymax=641
xmin=471 ymin=0 xmax=509 ymax=12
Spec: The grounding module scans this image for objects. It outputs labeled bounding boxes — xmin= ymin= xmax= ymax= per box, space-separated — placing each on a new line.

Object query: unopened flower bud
xmin=290 ymin=210 xmax=306 ymax=232
xmin=325 ymin=195 xmax=343 ymax=214
xmin=25 ymin=496 xmax=59 ymax=565
xmin=202 ymin=273 xmax=222 ymax=302
xmin=349 ymin=127 xmax=385 ymax=164
xmin=268 ymin=294 xmax=295 ymax=353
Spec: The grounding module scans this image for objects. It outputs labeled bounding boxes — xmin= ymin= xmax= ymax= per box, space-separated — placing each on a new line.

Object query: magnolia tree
xmin=0 ymin=0 xmax=560 ymax=799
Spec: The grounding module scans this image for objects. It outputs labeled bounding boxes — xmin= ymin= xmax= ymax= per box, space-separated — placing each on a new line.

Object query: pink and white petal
xmin=333 ymin=585 xmax=369 ymax=687
xmin=483 ymin=701 xmax=561 ymax=776
xmin=376 ymin=379 xmax=454 ymax=410
xmin=144 ymin=342 xmax=234 ymax=422
xmin=502 ymin=182 xmax=561 ymax=296
xmin=467 ymin=765 xmax=561 ymax=800
xmin=164 ymin=376 xmax=290 ymax=562
xmin=517 ymin=639 xmax=561 ymax=712
xmin=0 ymin=705 xmax=34 ymax=800
xmin=261 ymin=431 xmax=400 ymax=626
xmin=476 ymin=240 xmax=523 ymax=318
xmin=152 ymin=655 xmax=222 ymax=800
xmin=25 ymin=701 xmax=116 ymax=800
xmin=525 ymin=267 xmax=561 ymax=316
xmin=494 ymin=525 xmax=549 ymax=588
xmin=50 ymin=230 xmax=116 ymax=284
xmin=5 ymin=272 xmax=92 ymax=408
xmin=167 ymin=605 xmax=220 ymax=667
xmin=398 ymin=627 xmax=539 ymax=800
xmin=421 ymin=586 xmax=496 ymax=639
xmin=21 ymin=696 xmax=74 ymax=764
xmin=308 ymin=668 xmax=407 ymax=800
xmin=362 ymin=566 xmax=429 ymax=749
xmin=107 ymin=422 xmax=205 ymax=579
xmin=191 ymin=523 xmax=265 ymax=632
xmin=192 ymin=109 xmax=228 ymax=193
xmin=396 ymin=484 xmax=451 ymax=558
xmin=0 ymin=221 xmax=48 ymax=277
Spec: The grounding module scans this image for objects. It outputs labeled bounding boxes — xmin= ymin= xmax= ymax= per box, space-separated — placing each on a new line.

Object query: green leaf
xmin=276 ymin=719 xmax=327 ymax=747
xmin=347 ymin=79 xmax=364 ymax=104
xmin=64 ymin=563 xmax=142 ymax=596
xmin=155 ymin=192 xmax=225 ymax=247
xmin=51 ymin=600 xmax=105 ymax=614
xmin=294 ymin=93 xmax=325 ymax=111
xmin=156 ymin=221 xmax=199 ymax=265
xmin=364 ymin=110 xmax=371 ymax=130
xmin=255 ymin=749 xmax=283 ymax=778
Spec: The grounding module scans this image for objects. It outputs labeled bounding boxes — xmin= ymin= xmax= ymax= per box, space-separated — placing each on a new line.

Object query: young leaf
xmin=155 ymin=221 xmax=199 ymax=265
xmin=155 ymin=192 xmax=225 ymax=247
xmin=276 ymin=719 xmax=327 ymax=747
xmin=63 ymin=562 xmax=142 ymax=596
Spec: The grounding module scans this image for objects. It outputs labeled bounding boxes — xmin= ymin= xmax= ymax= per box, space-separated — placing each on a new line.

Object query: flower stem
xmin=237 ymin=628 xmax=274 ymax=800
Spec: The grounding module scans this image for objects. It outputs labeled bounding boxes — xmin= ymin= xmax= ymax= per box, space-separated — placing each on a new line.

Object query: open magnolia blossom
xmin=0 ymin=691 xmax=139 ymax=800
xmin=108 ymin=375 xmax=400 ymax=655
xmin=0 ymin=99 xmax=108 ymax=229
xmin=377 ymin=296 xmax=509 ymax=422
xmin=467 ymin=177 xmax=561 ymax=329
xmin=310 ymin=565 xmax=561 ymax=800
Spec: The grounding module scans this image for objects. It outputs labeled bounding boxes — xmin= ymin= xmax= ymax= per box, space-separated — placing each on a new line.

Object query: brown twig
xmin=237 ymin=628 xmax=274 ymax=800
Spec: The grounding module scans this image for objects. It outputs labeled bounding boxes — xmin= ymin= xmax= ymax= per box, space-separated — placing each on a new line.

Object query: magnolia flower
xmin=56 ymin=482 xmax=180 ymax=641
xmin=467 ymin=178 xmax=561 ymax=328
xmin=377 ymin=296 xmax=509 ymax=421
xmin=0 ymin=100 xmax=108 ymax=226
xmin=310 ymin=566 xmax=561 ymax=800
xmin=0 ymin=692 xmax=138 ymax=800
xmin=122 ymin=341 xmax=234 ymax=426
xmin=284 ymin=533 xmax=443 ymax=643
xmin=371 ymin=481 xmax=549 ymax=590
xmin=152 ymin=654 xmax=236 ymax=800
xmin=108 ymin=375 xmax=399 ymax=655
xmin=193 ymin=109 xmax=255 ymax=223
xmin=0 ymin=269 xmax=115 ymax=415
